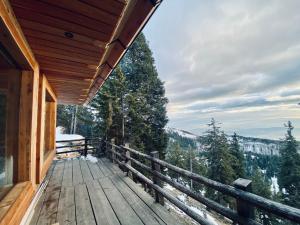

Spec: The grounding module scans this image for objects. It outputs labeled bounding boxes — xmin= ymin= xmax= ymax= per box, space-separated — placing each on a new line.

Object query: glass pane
xmin=0 ymin=93 xmax=10 ymax=186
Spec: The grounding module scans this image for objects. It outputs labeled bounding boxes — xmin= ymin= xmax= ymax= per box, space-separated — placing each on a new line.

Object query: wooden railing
xmin=104 ymin=141 xmax=300 ymax=225
xmin=56 ymin=137 xmax=101 ymax=156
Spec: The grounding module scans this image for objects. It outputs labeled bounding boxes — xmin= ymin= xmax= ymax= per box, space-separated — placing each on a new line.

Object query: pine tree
xmin=183 ymin=146 xmax=206 ymax=192
xmin=166 ymin=142 xmax=185 ymax=181
xmin=252 ymin=168 xmax=272 ymax=225
xmin=91 ymin=66 xmax=126 ymax=145
xmin=230 ymin=133 xmax=246 ymax=179
xmin=120 ymin=33 xmax=168 ymax=158
xmin=204 ymin=118 xmax=235 ymax=206
xmin=278 ymin=121 xmax=300 ymax=208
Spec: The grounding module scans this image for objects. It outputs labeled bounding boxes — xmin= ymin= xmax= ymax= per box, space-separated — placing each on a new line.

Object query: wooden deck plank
xmin=36 ymin=160 xmax=65 ymax=225
xmin=86 ymin=160 xmax=105 ymax=180
xmin=57 ymin=186 xmax=76 ymax=225
xmin=97 ymin=159 xmax=113 ymax=177
xmin=101 ymin=159 xmax=184 ymax=225
xmin=29 ymin=157 xmax=187 ymax=225
xmin=121 ymin=176 xmax=184 ymax=225
xmin=62 ymin=160 xmax=73 ymax=187
xmin=72 ymin=158 xmax=83 ymax=185
xmin=86 ymin=179 xmax=120 ymax=225
xmin=29 ymin=162 xmax=56 ymax=225
xmin=110 ymin=175 xmax=165 ymax=225
xmin=98 ymin=177 xmax=144 ymax=225
xmin=74 ymin=184 xmax=96 ymax=225
xmin=79 ymin=159 xmax=94 ymax=182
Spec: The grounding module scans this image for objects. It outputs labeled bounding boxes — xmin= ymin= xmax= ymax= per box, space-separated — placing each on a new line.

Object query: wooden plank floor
xmin=29 ymin=156 xmax=184 ymax=225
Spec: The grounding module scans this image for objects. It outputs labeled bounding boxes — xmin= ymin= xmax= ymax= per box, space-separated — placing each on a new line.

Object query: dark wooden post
xmin=124 ymin=143 xmax=133 ymax=179
xmin=233 ymin=178 xmax=254 ymax=220
xmin=150 ymin=151 xmax=164 ymax=205
xmin=111 ymin=138 xmax=116 ymax=163
xmin=84 ymin=138 xmax=88 ymax=157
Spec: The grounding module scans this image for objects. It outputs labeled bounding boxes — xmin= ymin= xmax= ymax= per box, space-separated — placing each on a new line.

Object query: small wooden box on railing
xmin=150 ymin=151 xmax=164 ymax=205
xmin=233 ymin=178 xmax=254 ymax=220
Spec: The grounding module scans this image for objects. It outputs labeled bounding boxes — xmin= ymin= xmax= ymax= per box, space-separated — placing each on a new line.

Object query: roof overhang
xmin=6 ymin=0 xmax=161 ymax=104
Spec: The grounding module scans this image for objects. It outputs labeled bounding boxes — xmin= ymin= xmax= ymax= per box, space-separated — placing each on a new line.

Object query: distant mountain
xmin=166 ymin=127 xmax=282 ymax=156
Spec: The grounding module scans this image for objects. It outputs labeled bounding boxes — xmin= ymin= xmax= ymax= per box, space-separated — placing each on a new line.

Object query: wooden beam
xmin=0 ymin=0 xmax=37 ymax=69
xmin=18 ymin=68 xmax=39 ymax=186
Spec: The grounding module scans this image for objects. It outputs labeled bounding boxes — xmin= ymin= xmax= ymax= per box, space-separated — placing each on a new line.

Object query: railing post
xmin=84 ymin=138 xmax=88 ymax=157
xmin=233 ymin=178 xmax=254 ymax=221
xmin=150 ymin=151 xmax=164 ymax=205
xmin=124 ymin=143 xmax=133 ymax=179
xmin=111 ymin=138 xmax=116 ymax=163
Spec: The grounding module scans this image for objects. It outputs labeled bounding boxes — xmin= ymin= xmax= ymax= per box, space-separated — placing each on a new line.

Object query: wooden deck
xmin=29 ymin=156 xmax=184 ymax=225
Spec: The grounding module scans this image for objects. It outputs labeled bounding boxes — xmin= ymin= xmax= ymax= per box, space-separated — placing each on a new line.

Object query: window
xmin=43 ymin=90 xmax=56 ymax=161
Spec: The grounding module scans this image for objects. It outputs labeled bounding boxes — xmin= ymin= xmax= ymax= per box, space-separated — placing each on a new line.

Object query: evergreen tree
xmin=120 ymin=33 xmax=168 ymax=158
xmin=183 ymin=146 xmax=206 ymax=192
xmin=278 ymin=121 xmax=300 ymax=208
xmin=91 ymin=33 xmax=168 ymax=158
xmin=204 ymin=118 xmax=235 ymax=206
xmin=91 ymin=66 xmax=126 ymax=145
xmin=166 ymin=142 xmax=185 ymax=181
xmin=230 ymin=133 xmax=246 ymax=179
xmin=252 ymin=168 xmax=272 ymax=225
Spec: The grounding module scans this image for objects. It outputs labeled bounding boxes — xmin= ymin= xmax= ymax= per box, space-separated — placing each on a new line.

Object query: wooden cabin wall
xmin=1 ymin=1 xmax=57 ymax=222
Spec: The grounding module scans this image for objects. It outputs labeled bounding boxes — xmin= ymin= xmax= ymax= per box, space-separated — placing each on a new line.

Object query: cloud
xmin=143 ymin=0 xmax=300 ymax=139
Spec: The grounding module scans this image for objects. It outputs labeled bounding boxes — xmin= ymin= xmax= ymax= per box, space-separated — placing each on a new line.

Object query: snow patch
xmin=271 ymin=176 xmax=279 ymax=194
xmin=164 ymin=183 xmax=175 ymax=191
xmin=190 ymin=206 xmax=219 ymax=225
xmin=167 ymin=127 xmax=198 ymax=139
xmin=177 ymin=194 xmax=186 ymax=203
xmin=56 ymin=127 xmax=84 ymax=142
xmin=81 ymin=154 xmax=98 ymax=163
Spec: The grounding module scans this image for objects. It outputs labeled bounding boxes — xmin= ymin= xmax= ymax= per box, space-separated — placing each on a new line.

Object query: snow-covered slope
xmin=166 ymin=127 xmax=281 ymax=156
xmin=166 ymin=127 xmax=198 ymax=139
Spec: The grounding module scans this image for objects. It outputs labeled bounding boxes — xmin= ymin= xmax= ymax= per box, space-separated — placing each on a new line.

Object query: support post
xmin=233 ymin=178 xmax=254 ymax=220
xmin=124 ymin=143 xmax=133 ymax=179
xmin=150 ymin=151 xmax=164 ymax=205
xmin=84 ymin=138 xmax=88 ymax=157
xmin=111 ymin=138 xmax=116 ymax=163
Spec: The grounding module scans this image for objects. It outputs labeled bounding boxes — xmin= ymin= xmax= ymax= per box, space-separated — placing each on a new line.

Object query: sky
xmin=143 ymin=0 xmax=300 ymax=140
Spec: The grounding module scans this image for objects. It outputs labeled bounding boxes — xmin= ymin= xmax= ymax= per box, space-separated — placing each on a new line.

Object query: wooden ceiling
xmin=9 ymin=0 xmax=161 ymax=104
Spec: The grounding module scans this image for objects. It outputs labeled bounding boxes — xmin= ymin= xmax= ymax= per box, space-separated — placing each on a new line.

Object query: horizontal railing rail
xmin=55 ymin=137 xmax=101 ymax=156
xmin=104 ymin=141 xmax=300 ymax=225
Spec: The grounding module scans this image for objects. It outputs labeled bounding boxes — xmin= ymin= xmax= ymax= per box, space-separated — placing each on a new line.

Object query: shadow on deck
xmin=29 ymin=156 xmax=183 ymax=225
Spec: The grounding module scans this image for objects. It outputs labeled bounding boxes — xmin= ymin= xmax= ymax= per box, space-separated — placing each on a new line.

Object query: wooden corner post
xmin=150 ymin=151 xmax=164 ymax=205
xmin=111 ymin=138 xmax=116 ymax=163
xmin=124 ymin=143 xmax=133 ymax=179
xmin=233 ymin=178 xmax=254 ymax=220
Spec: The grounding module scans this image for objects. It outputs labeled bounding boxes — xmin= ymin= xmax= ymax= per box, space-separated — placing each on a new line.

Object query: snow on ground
xmin=166 ymin=127 xmax=198 ymax=139
xmin=177 ymin=194 xmax=187 ymax=203
xmin=56 ymin=126 xmax=84 ymax=153
xmin=164 ymin=183 xmax=175 ymax=191
xmin=56 ymin=127 xmax=84 ymax=142
xmin=80 ymin=154 xmax=98 ymax=163
xmin=190 ymin=206 xmax=219 ymax=225
xmin=271 ymin=176 xmax=279 ymax=194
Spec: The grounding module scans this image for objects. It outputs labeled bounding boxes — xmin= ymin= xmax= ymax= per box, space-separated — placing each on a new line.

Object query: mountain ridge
xmin=166 ymin=127 xmax=281 ymax=156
